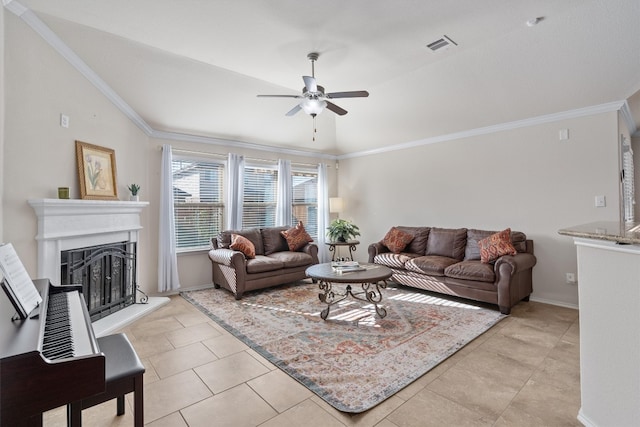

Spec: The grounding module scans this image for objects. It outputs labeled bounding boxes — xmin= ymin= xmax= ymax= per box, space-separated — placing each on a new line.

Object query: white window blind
xmin=243 ymin=166 xmax=277 ymax=229
xmin=622 ymin=136 xmax=635 ymax=222
xmin=172 ymin=159 xmax=224 ymax=250
xmin=292 ymin=170 xmax=318 ymax=240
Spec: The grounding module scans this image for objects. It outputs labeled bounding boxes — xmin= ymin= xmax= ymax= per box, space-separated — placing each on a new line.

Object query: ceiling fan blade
xmin=285 ymin=104 xmax=302 ymax=116
xmin=326 ymin=90 xmax=369 ymax=99
xmin=303 ymin=76 xmax=317 ymax=93
xmin=326 ymin=101 xmax=348 ymax=116
xmin=257 ymin=94 xmax=301 ymax=98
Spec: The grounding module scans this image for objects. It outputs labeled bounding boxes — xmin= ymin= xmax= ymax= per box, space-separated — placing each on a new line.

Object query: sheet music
xmin=0 ymin=244 xmax=42 ymax=317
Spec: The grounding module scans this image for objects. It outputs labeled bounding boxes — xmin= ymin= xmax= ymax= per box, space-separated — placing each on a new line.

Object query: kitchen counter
xmin=559 ymin=221 xmax=640 ymax=426
xmin=558 ymin=220 xmax=640 ymax=245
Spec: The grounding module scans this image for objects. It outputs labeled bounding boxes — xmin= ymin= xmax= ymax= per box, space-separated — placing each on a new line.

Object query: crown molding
xmin=620 ymin=100 xmax=638 ymax=137
xmin=5 ymin=1 xmax=154 ymax=135
xmin=620 ymin=101 xmax=636 ymax=133
xmin=338 ymin=100 xmax=628 ymax=160
xmin=150 ymin=129 xmax=337 ymax=160
xmin=3 ymin=0 xmax=26 ymax=15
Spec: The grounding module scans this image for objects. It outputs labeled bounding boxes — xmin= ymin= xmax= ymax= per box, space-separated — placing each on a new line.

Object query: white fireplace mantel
xmin=28 ymin=198 xmax=149 ymax=285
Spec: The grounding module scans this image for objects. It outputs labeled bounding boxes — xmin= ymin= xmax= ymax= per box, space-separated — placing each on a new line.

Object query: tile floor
xmin=44 ymin=286 xmax=581 ymax=426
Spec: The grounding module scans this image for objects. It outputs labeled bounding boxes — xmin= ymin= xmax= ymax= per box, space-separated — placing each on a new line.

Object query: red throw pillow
xmin=281 ymin=221 xmax=313 ymax=251
xmin=478 ymin=228 xmax=517 ymax=263
xmin=230 ymin=234 xmax=256 ymax=258
xmin=383 ymin=227 xmax=414 ymax=253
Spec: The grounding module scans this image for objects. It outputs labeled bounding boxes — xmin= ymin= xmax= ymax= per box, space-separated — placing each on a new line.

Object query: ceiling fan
xmin=257 ymin=52 xmax=369 ymax=118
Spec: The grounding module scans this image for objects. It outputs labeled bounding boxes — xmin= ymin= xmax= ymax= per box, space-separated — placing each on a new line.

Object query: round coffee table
xmin=305 ymin=263 xmax=392 ymax=320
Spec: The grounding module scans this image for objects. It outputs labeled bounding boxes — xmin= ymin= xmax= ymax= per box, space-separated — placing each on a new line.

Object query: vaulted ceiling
xmin=12 ymin=0 xmax=640 ymax=155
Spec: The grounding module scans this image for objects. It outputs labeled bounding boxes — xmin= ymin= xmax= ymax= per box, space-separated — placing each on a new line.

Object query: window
xmin=622 ymin=135 xmax=635 ymax=222
xmin=243 ymin=165 xmax=277 ymax=229
xmin=172 ymin=158 xmax=224 ymax=250
xmin=292 ymin=170 xmax=319 ymax=240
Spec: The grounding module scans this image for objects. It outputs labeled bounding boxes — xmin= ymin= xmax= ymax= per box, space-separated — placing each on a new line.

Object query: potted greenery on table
xmin=327 ymin=219 xmax=360 ymax=242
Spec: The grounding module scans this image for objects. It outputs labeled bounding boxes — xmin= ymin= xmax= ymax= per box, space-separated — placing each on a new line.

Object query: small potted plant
xmin=128 ymin=183 xmax=140 ymax=201
xmin=327 ymin=219 xmax=360 ymax=242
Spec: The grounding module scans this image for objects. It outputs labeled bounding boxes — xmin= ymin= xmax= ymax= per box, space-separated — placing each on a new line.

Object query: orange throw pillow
xmin=230 ymin=234 xmax=256 ymax=258
xmin=281 ymin=221 xmax=313 ymax=251
xmin=478 ymin=228 xmax=517 ymax=263
xmin=383 ymin=227 xmax=414 ymax=253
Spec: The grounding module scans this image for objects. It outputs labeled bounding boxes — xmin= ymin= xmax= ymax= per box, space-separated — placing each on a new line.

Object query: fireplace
xmin=61 ymin=241 xmax=137 ymax=321
xmin=28 ymin=199 xmax=148 ymax=320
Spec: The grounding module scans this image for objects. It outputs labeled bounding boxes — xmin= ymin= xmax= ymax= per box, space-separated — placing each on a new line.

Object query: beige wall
xmin=2 ymin=10 xmax=628 ymax=309
xmin=4 ymin=14 xmax=152 ymax=292
xmin=1 ymin=6 xmax=5 ymax=243
xmin=338 ymin=113 xmax=620 ymax=308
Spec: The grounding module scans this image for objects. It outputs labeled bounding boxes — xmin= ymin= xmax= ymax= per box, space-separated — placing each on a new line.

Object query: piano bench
xmin=67 ymin=333 xmax=145 ymax=427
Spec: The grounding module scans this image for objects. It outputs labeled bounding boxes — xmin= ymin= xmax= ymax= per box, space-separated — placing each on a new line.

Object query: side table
xmin=325 ymin=240 xmax=360 ymax=261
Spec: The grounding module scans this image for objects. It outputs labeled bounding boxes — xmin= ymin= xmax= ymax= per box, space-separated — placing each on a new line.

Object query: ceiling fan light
xmin=300 ymin=98 xmax=327 ymax=116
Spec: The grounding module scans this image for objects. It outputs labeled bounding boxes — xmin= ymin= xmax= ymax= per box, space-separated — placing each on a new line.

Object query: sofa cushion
xmin=510 ymin=231 xmax=527 ymax=253
xmin=262 ymin=226 xmax=289 ymax=255
xmin=218 ymin=228 xmax=265 ymax=255
xmin=406 ymin=255 xmax=459 ymax=276
xmin=466 ymin=229 xmax=528 ymax=260
xmin=245 ymin=256 xmax=285 ymax=274
xmin=267 ymin=251 xmax=314 ymax=268
xmin=397 ymin=226 xmax=430 ymax=255
xmin=465 ymin=229 xmax=496 ymax=260
xmin=374 ymin=252 xmax=419 ymax=269
xmin=230 ymin=234 xmax=256 ymax=258
xmin=479 ymin=228 xmax=517 ymax=263
xmin=426 ymin=228 xmax=467 ymax=260
xmin=281 ymin=221 xmax=313 ymax=251
xmin=444 ymin=260 xmax=495 ymax=283
xmin=382 ymin=227 xmax=415 ymax=253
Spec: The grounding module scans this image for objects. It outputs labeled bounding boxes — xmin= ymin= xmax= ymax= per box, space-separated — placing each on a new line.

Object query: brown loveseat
xmin=368 ymin=227 xmax=536 ymax=314
xmin=208 ymin=226 xmax=319 ymax=299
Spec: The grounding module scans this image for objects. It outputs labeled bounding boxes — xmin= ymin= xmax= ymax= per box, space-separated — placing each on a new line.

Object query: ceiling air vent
xmin=426 ymin=35 xmax=457 ymax=53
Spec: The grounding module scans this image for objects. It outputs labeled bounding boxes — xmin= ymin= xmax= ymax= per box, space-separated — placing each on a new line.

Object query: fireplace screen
xmin=61 ymin=242 xmax=137 ymax=321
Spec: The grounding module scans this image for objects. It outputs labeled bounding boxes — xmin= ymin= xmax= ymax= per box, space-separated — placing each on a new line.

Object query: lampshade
xmin=329 ymin=197 xmax=344 ymax=213
xmin=300 ymin=98 xmax=327 ymax=116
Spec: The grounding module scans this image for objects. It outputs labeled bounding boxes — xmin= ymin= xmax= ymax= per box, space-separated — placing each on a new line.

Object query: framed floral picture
xmin=75 ymin=140 xmax=119 ymax=200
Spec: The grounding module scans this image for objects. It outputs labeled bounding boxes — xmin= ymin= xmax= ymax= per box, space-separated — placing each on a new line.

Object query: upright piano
xmin=0 ymin=279 xmax=105 ymax=426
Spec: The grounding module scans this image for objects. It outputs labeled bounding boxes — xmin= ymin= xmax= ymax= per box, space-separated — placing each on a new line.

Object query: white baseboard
xmin=529 ymin=296 xmax=579 ymax=311
xmin=161 ymin=283 xmax=217 ymax=296
xmin=92 ymin=296 xmax=170 ymax=337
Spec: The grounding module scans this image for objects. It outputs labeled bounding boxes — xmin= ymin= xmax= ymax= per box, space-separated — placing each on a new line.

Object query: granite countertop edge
xmin=558 ymin=221 xmax=640 ymax=245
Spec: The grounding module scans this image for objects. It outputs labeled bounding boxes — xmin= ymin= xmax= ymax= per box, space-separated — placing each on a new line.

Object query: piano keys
xmin=0 ymin=279 xmax=105 ymax=426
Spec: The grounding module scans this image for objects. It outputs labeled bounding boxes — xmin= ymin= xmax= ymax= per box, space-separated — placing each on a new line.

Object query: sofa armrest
xmin=368 ymin=242 xmax=389 ymax=263
xmin=300 ymin=243 xmax=320 ymax=263
xmin=494 ymin=252 xmax=537 ymax=275
xmin=208 ymin=248 xmax=246 ymax=268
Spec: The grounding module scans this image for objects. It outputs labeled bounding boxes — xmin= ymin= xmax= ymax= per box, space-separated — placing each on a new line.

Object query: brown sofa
xmin=368 ymin=227 xmax=536 ymax=314
xmin=208 ymin=226 xmax=319 ymax=299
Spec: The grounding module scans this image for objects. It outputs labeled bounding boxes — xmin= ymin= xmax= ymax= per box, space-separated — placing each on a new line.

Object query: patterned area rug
xmin=181 ymin=281 xmax=505 ymax=413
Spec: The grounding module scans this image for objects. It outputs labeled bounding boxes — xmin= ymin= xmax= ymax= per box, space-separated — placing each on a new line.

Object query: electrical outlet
xmin=60 ymin=114 xmax=69 ymax=128
xmin=566 ymin=273 xmax=577 ymax=284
